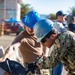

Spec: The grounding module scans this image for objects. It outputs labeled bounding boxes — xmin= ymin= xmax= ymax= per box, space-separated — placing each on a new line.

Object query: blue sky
xmin=22 ymin=0 xmax=75 ymax=15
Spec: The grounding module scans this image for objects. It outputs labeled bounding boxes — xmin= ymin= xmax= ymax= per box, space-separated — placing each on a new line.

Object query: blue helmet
xmin=33 ymin=19 xmax=54 ymax=42
xmin=21 ymin=10 xmax=41 ymax=28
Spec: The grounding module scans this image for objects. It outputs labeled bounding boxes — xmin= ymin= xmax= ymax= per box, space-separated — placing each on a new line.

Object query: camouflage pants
xmin=40 ymin=69 xmax=50 ymax=75
xmin=67 ymin=72 xmax=75 ymax=75
xmin=24 ymin=62 xmax=50 ymax=75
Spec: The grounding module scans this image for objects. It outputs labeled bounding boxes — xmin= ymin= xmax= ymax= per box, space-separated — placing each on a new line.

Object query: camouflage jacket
xmin=38 ymin=31 xmax=75 ymax=74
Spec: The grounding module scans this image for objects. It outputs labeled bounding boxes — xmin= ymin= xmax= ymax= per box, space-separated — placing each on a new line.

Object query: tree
xmin=68 ymin=6 xmax=75 ymax=16
xmin=21 ymin=4 xmax=33 ymax=18
xmin=47 ymin=13 xmax=56 ymax=20
xmin=66 ymin=6 xmax=75 ymax=25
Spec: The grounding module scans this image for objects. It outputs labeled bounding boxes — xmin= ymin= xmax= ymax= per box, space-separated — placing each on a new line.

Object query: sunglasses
xmin=41 ymin=37 xmax=47 ymax=43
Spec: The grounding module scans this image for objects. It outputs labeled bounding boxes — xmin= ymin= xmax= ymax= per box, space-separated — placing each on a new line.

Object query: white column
xmin=4 ymin=0 xmax=6 ymax=20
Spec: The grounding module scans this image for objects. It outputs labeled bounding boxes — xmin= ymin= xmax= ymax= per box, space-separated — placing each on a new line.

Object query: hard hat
xmin=33 ymin=19 xmax=54 ymax=42
xmin=21 ymin=10 xmax=41 ymax=28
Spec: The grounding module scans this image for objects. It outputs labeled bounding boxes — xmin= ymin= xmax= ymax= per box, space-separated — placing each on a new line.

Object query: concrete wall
xmin=0 ymin=1 xmax=4 ymax=20
xmin=0 ymin=0 xmax=22 ymax=21
xmin=0 ymin=9 xmax=4 ymax=19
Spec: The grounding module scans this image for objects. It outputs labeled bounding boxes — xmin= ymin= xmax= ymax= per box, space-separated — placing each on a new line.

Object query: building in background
xmin=0 ymin=0 xmax=23 ymax=21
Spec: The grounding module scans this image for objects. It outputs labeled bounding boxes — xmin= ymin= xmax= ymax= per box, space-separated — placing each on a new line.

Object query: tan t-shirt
xmin=12 ymin=30 xmax=43 ymax=63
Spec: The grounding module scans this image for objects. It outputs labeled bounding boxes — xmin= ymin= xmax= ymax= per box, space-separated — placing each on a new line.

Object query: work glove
xmin=28 ymin=62 xmax=38 ymax=73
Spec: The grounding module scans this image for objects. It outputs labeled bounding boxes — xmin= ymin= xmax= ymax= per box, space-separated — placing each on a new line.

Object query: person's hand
xmin=0 ymin=57 xmax=5 ymax=62
xmin=38 ymin=53 xmax=47 ymax=60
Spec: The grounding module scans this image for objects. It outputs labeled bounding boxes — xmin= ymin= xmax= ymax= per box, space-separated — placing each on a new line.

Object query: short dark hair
xmin=45 ymin=28 xmax=58 ymax=38
xmin=41 ymin=28 xmax=58 ymax=43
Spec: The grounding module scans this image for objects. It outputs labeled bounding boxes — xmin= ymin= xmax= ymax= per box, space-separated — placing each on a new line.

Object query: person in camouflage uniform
xmin=33 ymin=19 xmax=75 ymax=75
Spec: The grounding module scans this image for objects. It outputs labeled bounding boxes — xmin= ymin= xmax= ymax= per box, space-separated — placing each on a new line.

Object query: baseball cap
xmin=56 ymin=11 xmax=66 ymax=17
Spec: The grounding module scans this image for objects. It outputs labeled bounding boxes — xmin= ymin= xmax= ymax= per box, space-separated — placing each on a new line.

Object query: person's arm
xmin=36 ymin=43 xmax=61 ymax=69
xmin=42 ymin=43 xmax=49 ymax=58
